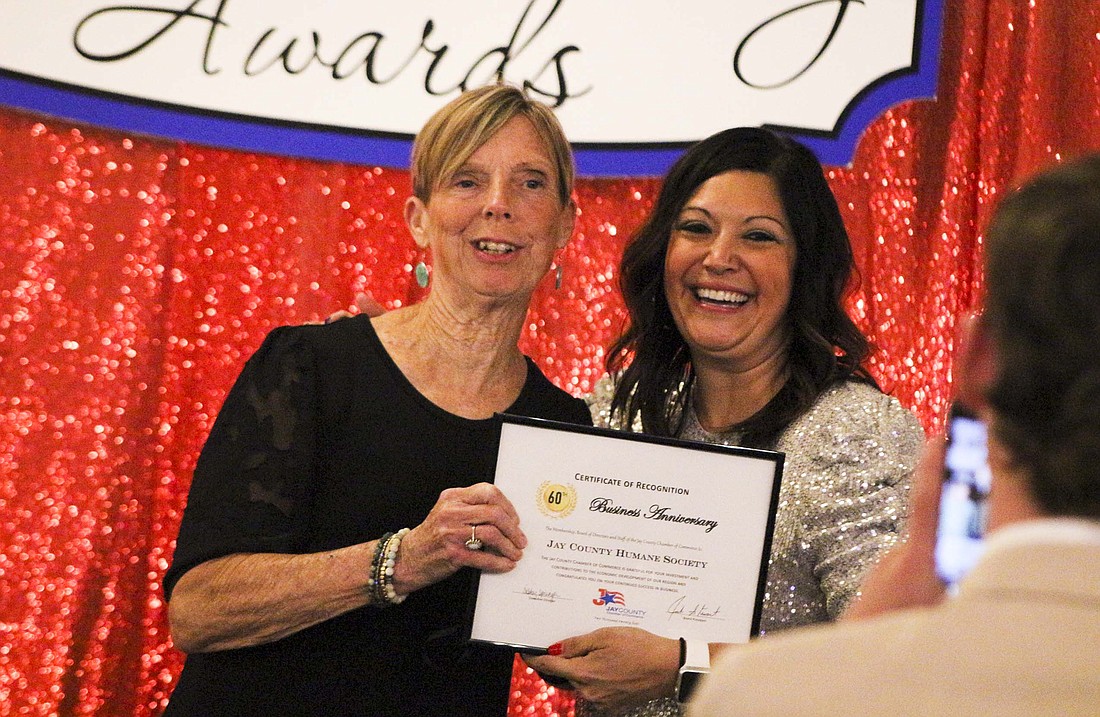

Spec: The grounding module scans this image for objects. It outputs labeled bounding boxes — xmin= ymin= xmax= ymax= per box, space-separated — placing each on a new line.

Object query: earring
xmin=554 ymin=263 xmax=563 ymax=290
xmin=414 ymin=261 xmax=430 ymax=288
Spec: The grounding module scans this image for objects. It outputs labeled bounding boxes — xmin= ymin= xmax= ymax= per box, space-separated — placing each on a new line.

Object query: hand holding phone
xmin=934 ymin=403 xmax=991 ymax=590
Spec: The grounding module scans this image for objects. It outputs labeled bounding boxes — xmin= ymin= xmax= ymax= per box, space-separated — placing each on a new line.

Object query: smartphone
xmin=934 ymin=402 xmax=991 ymax=590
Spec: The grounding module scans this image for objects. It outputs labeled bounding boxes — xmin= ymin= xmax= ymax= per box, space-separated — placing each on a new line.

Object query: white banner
xmin=0 ymin=0 xmax=943 ymax=173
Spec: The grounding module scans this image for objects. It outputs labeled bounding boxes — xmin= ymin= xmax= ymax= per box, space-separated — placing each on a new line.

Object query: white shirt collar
xmin=985 ymin=517 xmax=1100 ymax=553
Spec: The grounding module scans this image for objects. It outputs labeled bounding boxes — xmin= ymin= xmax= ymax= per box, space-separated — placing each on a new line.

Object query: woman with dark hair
xmin=526 ymin=128 xmax=923 ymax=716
xmin=609 ymin=127 xmax=874 ymax=445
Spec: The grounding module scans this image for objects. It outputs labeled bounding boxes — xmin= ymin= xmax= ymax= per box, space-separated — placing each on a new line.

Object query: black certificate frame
xmin=465 ymin=412 xmax=785 ymax=654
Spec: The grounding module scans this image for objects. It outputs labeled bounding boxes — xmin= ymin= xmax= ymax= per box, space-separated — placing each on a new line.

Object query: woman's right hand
xmin=391 ymin=482 xmax=527 ymax=596
xmin=523 ymin=627 xmax=682 ymax=713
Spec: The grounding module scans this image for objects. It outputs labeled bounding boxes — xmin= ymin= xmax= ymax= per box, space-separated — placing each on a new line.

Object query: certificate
xmin=468 ymin=414 xmax=783 ymax=652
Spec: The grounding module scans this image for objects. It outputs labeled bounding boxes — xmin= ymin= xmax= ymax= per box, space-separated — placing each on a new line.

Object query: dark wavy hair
xmin=983 ymin=154 xmax=1100 ymax=518
xmin=607 ymin=127 xmax=874 ymax=447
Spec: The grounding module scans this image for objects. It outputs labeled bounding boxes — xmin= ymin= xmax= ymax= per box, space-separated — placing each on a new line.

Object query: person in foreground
xmin=161 ymin=84 xmax=592 ymax=716
xmin=524 ymin=127 xmax=924 ymax=716
xmin=688 ymin=154 xmax=1100 ymax=716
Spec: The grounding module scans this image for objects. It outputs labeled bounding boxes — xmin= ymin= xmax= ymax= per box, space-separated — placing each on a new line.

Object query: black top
xmin=163 ymin=315 xmax=592 ymax=717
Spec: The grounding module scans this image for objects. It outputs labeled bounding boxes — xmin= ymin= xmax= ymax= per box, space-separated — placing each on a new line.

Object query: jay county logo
xmin=593 ymin=588 xmax=626 ymax=606
xmin=592 ymin=588 xmax=647 ymax=619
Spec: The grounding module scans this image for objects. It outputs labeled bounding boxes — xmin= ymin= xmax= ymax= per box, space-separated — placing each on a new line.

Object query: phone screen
xmin=934 ymin=404 xmax=991 ymax=589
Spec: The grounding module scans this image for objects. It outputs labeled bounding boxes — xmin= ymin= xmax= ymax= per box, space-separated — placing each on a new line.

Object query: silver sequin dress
xmin=577 ymin=378 xmax=924 ymax=717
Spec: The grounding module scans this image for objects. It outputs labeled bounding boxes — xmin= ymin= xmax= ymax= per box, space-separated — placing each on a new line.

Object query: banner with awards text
xmin=0 ymin=0 xmax=942 ymax=173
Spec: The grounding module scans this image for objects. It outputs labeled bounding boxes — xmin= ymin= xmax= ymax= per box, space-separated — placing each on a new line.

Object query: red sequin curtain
xmin=1 ymin=1 xmax=1098 ymax=714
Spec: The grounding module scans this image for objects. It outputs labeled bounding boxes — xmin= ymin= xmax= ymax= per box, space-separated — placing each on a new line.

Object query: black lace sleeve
xmin=164 ymin=326 xmax=320 ymax=599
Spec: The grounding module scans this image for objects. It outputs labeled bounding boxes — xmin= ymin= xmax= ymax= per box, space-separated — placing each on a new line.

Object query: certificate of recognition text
xmin=468 ymin=415 xmax=783 ymax=652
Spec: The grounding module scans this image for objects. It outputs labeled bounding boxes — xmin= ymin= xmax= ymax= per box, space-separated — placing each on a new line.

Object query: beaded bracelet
xmin=367 ymin=528 xmax=410 ymax=606
xmin=365 ymin=531 xmax=392 ymax=605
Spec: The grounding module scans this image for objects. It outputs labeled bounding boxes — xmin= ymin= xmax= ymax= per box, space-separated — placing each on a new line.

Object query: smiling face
xmin=663 ymin=170 xmax=797 ymax=372
xmin=405 ymin=115 xmax=575 ymax=305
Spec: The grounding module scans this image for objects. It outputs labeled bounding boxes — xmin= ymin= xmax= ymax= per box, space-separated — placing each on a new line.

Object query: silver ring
xmin=465 ymin=525 xmax=484 ymax=551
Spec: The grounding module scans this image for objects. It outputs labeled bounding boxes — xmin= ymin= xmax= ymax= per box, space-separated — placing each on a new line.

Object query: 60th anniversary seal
xmin=537 ymin=482 xmax=577 ymax=519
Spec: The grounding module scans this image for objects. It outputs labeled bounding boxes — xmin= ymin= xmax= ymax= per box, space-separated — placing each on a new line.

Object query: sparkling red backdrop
xmin=2 ymin=1 xmax=1099 ymax=714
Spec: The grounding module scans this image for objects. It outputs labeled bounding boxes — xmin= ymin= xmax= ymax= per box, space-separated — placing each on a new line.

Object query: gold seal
xmin=537 ymin=482 xmax=577 ymax=519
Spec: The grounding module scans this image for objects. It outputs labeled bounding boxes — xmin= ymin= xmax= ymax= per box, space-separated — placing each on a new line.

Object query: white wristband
xmin=682 ymin=638 xmax=710 ymax=671
xmin=676 ymin=639 xmax=710 ymax=702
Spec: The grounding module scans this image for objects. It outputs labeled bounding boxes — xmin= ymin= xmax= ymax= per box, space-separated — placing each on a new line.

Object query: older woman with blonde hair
xmin=162 ymin=85 xmax=592 ymax=717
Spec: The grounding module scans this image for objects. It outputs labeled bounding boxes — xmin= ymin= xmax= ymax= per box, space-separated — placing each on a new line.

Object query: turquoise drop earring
xmin=414 ymin=261 xmax=430 ymax=288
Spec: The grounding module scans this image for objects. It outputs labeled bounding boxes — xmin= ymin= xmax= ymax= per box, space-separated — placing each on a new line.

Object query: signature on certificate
xmin=667 ymin=595 xmax=722 ymax=621
xmin=522 ymin=587 xmax=561 ymax=602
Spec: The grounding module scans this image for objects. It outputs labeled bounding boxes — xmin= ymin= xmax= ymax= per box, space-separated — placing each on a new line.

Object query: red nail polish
xmin=547 ymin=642 xmax=562 ymax=656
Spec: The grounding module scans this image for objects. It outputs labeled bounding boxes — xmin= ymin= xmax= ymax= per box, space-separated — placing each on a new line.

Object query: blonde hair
xmin=410 ymin=84 xmax=574 ymax=206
